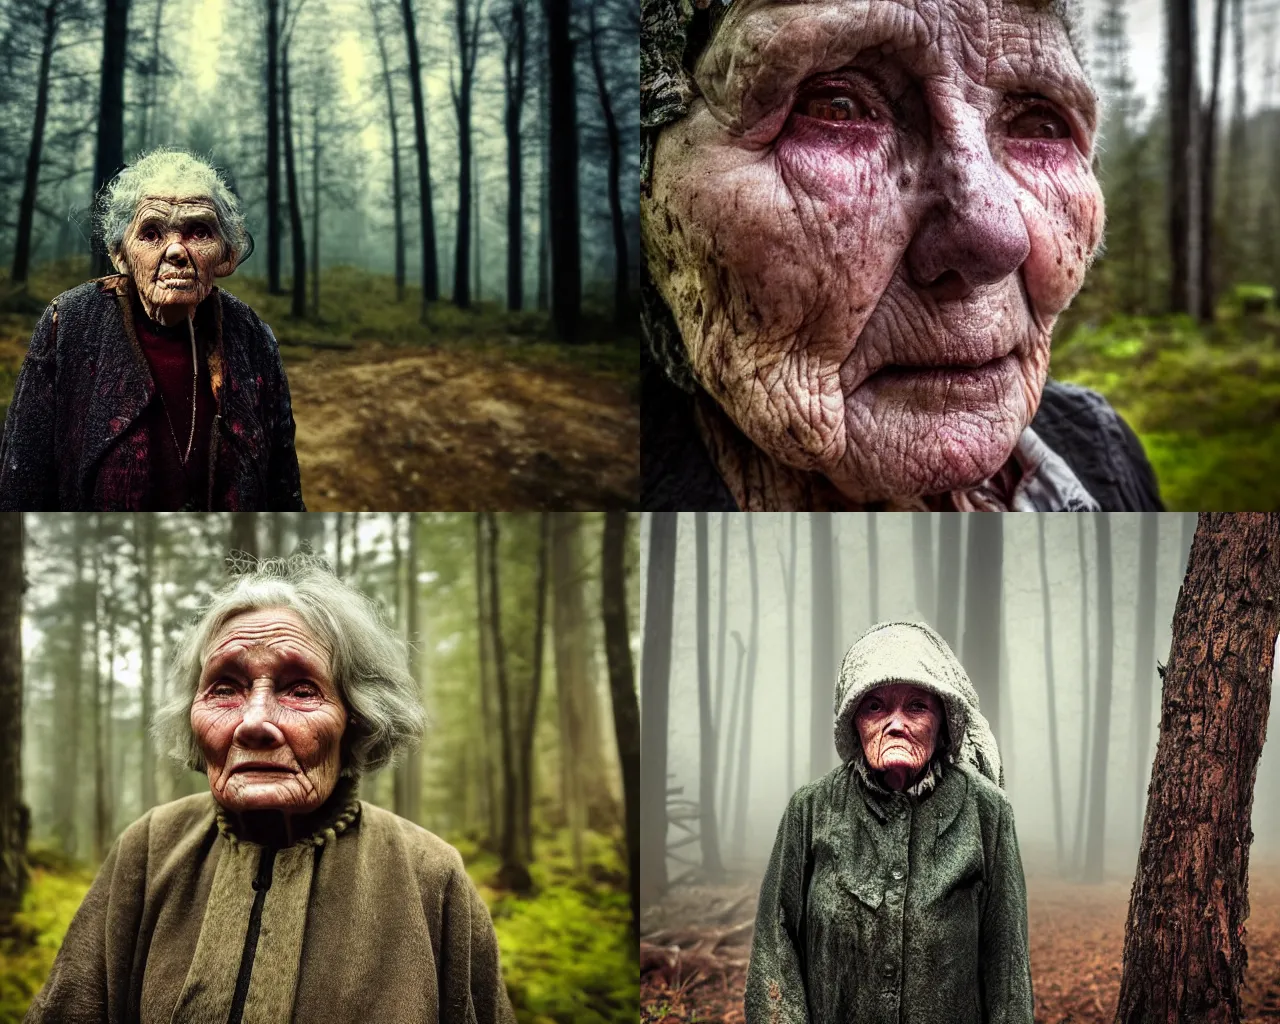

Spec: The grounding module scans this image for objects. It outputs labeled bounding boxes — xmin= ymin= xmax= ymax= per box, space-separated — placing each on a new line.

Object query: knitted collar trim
xmin=852 ymin=753 xmax=946 ymax=799
xmin=215 ymin=776 xmax=361 ymax=849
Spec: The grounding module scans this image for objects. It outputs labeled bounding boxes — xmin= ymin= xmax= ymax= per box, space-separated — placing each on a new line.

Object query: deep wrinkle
xmin=643 ymin=0 xmax=1104 ymax=508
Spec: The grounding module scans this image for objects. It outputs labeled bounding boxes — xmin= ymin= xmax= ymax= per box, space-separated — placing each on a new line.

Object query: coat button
xmin=891 ymin=868 xmax=905 ymax=880
xmin=882 ymin=963 xmax=895 ymax=978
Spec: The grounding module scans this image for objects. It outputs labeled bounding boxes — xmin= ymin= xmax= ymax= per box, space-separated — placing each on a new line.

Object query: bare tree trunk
xmin=1084 ymin=513 xmax=1114 ymax=884
xmin=402 ymin=512 xmax=422 ymax=823
xmin=90 ymin=0 xmax=130 ymax=276
xmin=267 ymin=0 xmax=282 ymax=293
xmin=11 ymin=0 xmax=57 ymax=285
xmin=866 ymin=511 xmax=879 ymax=623
xmin=544 ymin=0 xmax=580 ymax=341
xmin=1133 ymin=513 xmax=1159 ymax=834
xmin=0 ymin=514 xmax=27 ymax=924
xmin=1116 ymin=514 xmax=1280 ymax=1024
xmin=231 ymin=512 xmax=258 ymax=559
xmin=718 ymin=632 xmax=745 ymax=829
xmin=282 ymin=41 xmax=307 ymax=320
xmin=137 ymin=514 xmax=157 ymax=812
xmin=536 ymin=26 xmax=549 ymax=312
xmin=54 ymin=518 xmax=84 ymax=857
xmin=730 ymin=515 xmax=758 ymax=851
xmin=1037 ymin=514 xmax=1066 ymax=875
xmin=1168 ymin=0 xmax=1202 ymax=314
xmin=912 ymin=512 xmax=934 ymax=622
xmin=451 ymin=0 xmax=481 ymax=308
xmin=1199 ymin=0 xmax=1228 ymax=321
xmin=961 ymin=515 xmax=1003 ymax=743
xmin=714 ymin=514 xmax=728 ymax=727
xmin=783 ymin=512 xmax=797 ymax=796
xmin=517 ymin=513 xmax=548 ymax=865
xmin=371 ymin=0 xmax=406 ymax=302
xmin=588 ymin=4 xmax=629 ymax=326
xmin=401 ymin=0 xmax=440 ymax=312
xmin=639 ymin=511 xmax=676 ymax=906
xmin=92 ymin=516 xmax=107 ymax=862
xmin=810 ymin=513 xmax=835 ymax=781
xmin=139 ymin=0 xmax=165 ymax=150
xmin=694 ymin=513 xmax=723 ymax=877
xmin=1072 ymin=513 xmax=1093 ymax=875
xmin=310 ymin=98 xmax=321 ymax=317
xmin=500 ymin=0 xmax=526 ymax=311
xmin=270 ymin=511 xmax=286 ymax=556
xmin=601 ymin=511 xmax=639 ymax=946
xmin=936 ymin=514 xmax=962 ymax=651
xmin=473 ymin=515 xmax=498 ymax=843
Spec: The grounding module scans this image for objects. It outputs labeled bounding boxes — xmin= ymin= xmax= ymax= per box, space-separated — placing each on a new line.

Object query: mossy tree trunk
xmin=1115 ymin=514 xmax=1280 ymax=1023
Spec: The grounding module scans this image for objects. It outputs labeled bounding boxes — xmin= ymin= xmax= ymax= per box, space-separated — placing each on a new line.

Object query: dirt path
xmin=285 ymin=344 xmax=637 ymax=510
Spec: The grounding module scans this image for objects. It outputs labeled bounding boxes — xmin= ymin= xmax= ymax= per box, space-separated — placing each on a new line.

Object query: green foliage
xmin=0 ymin=868 xmax=93 ymax=1023
xmin=461 ymin=828 xmax=636 ymax=1024
xmin=1051 ymin=310 xmax=1280 ymax=510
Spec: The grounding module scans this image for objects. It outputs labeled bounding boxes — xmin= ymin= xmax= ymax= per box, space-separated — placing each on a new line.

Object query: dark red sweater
xmin=130 ymin=295 xmax=217 ymax=510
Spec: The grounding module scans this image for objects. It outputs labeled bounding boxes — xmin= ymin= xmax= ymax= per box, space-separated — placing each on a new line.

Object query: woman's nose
xmin=234 ymin=687 xmax=286 ymax=748
xmin=164 ymin=239 xmax=189 ymax=265
xmin=905 ymin=125 xmax=1031 ymax=302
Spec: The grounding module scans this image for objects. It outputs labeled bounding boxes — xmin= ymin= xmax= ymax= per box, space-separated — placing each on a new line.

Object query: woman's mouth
xmin=861 ymin=353 xmax=1020 ymax=409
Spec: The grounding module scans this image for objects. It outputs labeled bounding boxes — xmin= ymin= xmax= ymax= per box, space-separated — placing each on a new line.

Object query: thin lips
xmin=231 ymin=761 xmax=296 ymax=774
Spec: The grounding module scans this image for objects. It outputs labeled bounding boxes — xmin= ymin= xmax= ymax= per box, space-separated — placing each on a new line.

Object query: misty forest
xmin=0 ymin=511 xmax=641 ymax=1024
xmin=0 ymin=0 xmax=639 ymax=510
xmin=639 ymin=512 xmax=1280 ymax=1024
xmin=1051 ymin=0 xmax=1280 ymax=511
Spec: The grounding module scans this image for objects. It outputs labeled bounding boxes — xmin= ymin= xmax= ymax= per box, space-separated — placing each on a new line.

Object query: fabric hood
xmin=833 ymin=621 xmax=1003 ymax=788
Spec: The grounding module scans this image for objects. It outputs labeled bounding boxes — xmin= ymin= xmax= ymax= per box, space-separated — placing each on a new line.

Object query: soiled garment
xmin=744 ymin=761 xmax=1032 ymax=1024
xmin=23 ymin=781 xmax=515 ymax=1024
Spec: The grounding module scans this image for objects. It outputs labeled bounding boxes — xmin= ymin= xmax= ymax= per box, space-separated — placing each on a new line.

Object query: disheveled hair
xmin=152 ymin=554 xmax=426 ymax=779
xmin=97 ymin=147 xmax=249 ymax=269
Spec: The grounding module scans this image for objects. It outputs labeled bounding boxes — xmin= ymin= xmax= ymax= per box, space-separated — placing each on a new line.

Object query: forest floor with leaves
xmin=0 ymin=261 xmax=638 ymax=510
xmin=640 ymin=864 xmax=1280 ymax=1024
xmin=0 ymin=826 xmax=636 ymax=1024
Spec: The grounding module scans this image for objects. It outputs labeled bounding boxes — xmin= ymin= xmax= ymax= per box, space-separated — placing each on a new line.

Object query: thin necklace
xmin=157 ymin=311 xmax=199 ymax=467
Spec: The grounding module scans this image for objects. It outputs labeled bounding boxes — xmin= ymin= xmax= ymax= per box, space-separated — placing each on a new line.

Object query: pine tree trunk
xmin=639 ymin=511 xmax=676 ymax=906
xmin=371 ymin=0 xmax=406 ymax=302
xmin=452 ymin=0 xmax=477 ymax=309
xmin=11 ymin=0 xmax=57 ymax=285
xmin=866 ymin=511 xmax=879 ymax=622
xmin=473 ymin=515 xmax=498 ymax=843
xmin=784 ymin=512 xmax=797 ymax=796
xmin=502 ymin=0 xmax=526 ymax=311
xmin=402 ymin=512 xmax=422 ymax=823
xmin=809 ymin=513 xmax=835 ymax=780
xmin=601 ymin=511 xmax=639 ymax=945
xmin=1037 ymin=514 xmax=1065 ymax=874
xmin=1083 ymin=513 xmax=1114 ymax=883
xmin=400 ymin=0 xmax=439 ymax=312
xmin=1072 ymin=513 xmax=1093 ymax=875
xmin=1115 ymin=514 xmax=1280 ymax=1023
xmin=138 ymin=514 xmax=157 ymax=812
xmin=92 ymin=516 xmax=107 ymax=863
xmin=961 ymin=514 xmax=1003 ymax=743
xmin=0 ymin=514 xmax=28 ymax=924
xmin=54 ymin=518 xmax=84 ymax=857
xmin=588 ymin=4 xmax=629 ymax=326
xmin=267 ymin=0 xmax=282 ymax=293
xmin=1199 ymin=0 xmax=1228 ymax=322
xmin=912 ymin=512 xmax=934 ymax=623
xmin=1133 ymin=513 xmax=1159 ymax=833
xmin=282 ymin=43 xmax=307 ymax=320
xmin=718 ymin=633 xmax=745 ymax=831
xmin=730 ymin=515 xmax=759 ymax=851
xmin=1168 ymin=0 xmax=1202 ymax=314
xmin=231 ymin=512 xmax=258 ymax=560
xmin=90 ymin=0 xmax=130 ymax=276
xmin=694 ymin=513 xmax=723 ymax=876
xmin=935 ymin=514 xmax=962 ymax=651
xmin=310 ymin=102 xmax=321 ymax=317
xmin=544 ymin=0 xmax=580 ymax=342
xmin=517 ymin=513 xmax=548 ymax=865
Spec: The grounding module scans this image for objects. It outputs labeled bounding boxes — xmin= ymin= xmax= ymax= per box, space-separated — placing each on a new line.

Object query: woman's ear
xmin=109 ymin=248 xmax=129 ymax=276
xmin=213 ymin=247 xmax=239 ymax=279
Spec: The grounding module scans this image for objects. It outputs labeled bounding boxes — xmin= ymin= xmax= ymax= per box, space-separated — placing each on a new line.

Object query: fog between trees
xmin=640 ymin=513 xmax=1280 ymax=898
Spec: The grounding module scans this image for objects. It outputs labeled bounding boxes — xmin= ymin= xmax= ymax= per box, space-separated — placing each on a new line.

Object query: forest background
xmin=0 ymin=511 xmax=642 ymax=1024
xmin=0 ymin=0 xmax=639 ymax=509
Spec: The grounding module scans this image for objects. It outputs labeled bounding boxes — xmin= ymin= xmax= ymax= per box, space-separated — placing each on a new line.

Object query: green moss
xmin=0 ymin=867 xmax=94 ymax=1023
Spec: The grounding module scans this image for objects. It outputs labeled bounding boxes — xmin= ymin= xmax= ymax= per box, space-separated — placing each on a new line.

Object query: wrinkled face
xmin=116 ymin=196 xmax=236 ymax=320
xmin=854 ymin=683 xmax=943 ymax=787
xmin=191 ymin=607 xmax=348 ymax=815
xmin=644 ymin=0 xmax=1104 ymax=503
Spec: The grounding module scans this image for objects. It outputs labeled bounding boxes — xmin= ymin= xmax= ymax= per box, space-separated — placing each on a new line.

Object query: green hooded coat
xmin=744 ymin=622 xmax=1033 ymax=1024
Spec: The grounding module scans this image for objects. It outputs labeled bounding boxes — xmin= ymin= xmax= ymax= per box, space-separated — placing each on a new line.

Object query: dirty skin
xmin=642 ymin=0 xmax=1104 ymax=509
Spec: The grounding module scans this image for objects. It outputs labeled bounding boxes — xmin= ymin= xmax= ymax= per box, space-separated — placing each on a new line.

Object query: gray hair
xmin=97 ymin=147 xmax=249 ymax=265
xmin=152 ymin=555 xmax=426 ymax=779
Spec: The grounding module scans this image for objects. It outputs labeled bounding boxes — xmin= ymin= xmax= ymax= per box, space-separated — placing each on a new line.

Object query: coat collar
xmin=215 ymin=777 xmax=362 ymax=849
xmin=853 ymin=758 xmax=968 ymax=840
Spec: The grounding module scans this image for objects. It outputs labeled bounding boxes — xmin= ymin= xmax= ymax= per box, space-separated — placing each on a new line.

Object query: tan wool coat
xmin=24 ymin=784 xmax=516 ymax=1024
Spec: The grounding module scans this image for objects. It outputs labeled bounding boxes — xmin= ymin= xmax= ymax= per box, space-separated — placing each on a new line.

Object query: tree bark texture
xmin=544 ymin=0 xmax=581 ymax=342
xmin=1084 ymin=513 xmax=1114 ymax=884
xmin=91 ymin=0 xmax=130 ymax=276
xmin=230 ymin=512 xmax=258 ymax=560
xmin=517 ymin=513 xmax=548 ymax=866
xmin=1199 ymin=0 xmax=1227 ymax=322
xmin=588 ymin=3 xmax=630 ymax=326
xmin=501 ymin=0 xmax=526 ymax=311
xmin=1167 ymin=0 xmax=1202 ymax=314
xmin=1115 ymin=513 xmax=1280 ymax=1024
xmin=1133 ymin=513 xmax=1159 ymax=830
xmin=401 ymin=0 xmax=440 ymax=311
xmin=282 ymin=42 xmax=308 ymax=320
xmin=810 ymin=513 xmax=835 ymax=781
xmin=961 ymin=514 xmax=1003 ymax=743
xmin=12 ymin=0 xmax=57 ymax=284
xmin=694 ymin=513 xmax=723 ymax=877
xmin=267 ymin=0 xmax=282 ymax=293
xmin=601 ymin=512 xmax=640 ymax=945
xmin=452 ymin=0 xmax=481 ymax=308
xmin=639 ymin=511 xmax=676 ymax=906
xmin=0 ymin=514 xmax=27 ymax=923
xmin=1037 ymin=514 xmax=1065 ymax=874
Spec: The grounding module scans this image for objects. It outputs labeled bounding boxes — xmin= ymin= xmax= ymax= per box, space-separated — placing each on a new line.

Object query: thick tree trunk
xmin=601 ymin=511 xmax=640 ymax=946
xmin=502 ymin=0 xmax=526 ymax=311
xmin=1133 ymin=513 xmax=1159 ymax=832
xmin=53 ymin=519 xmax=84 ymax=857
xmin=1037 ymin=514 xmax=1066 ymax=874
xmin=0 ymin=514 xmax=27 ymax=924
xmin=961 ymin=515 xmax=1003 ymax=742
xmin=371 ymin=0 xmax=406 ymax=302
xmin=310 ymin=102 xmax=321 ymax=317
xmin=231 ymin=512 xmax=258 ymax=560
xmin=544 ymin=0 xmax=580 ymax=342
xmin=912 ymin=512 xmax=934 ymax=623
xmin=810 ymin=513 xmax=835 ymax=780
xmin=137 ymin=514 xmax=157 ymax=812
xmin=452 ymin=0 xmax=479 ymax=309
xmin=935 ymin=514 xmax=962 ymax=651
xmin=1181 ymin=512 xmax=1198 ymax=572
xmin=402 ymin=512 xmax=422 ymax=823
xmin=517 ymin=514 xmax=548 ymax=865
xmin=1084 ymin=513 xmax=1114 ymax=884
xmin=784 ymin=512 xmax=797 ymax=795
xmin=1167 ymin=0 xmax=1202 ymax=314
xmin=138 ymin=0 xmax=165 ymax=151
xmin=91 ymin=0 xmax=130 ymax=276
xmin=1072 ymin=513 xmax=1093 ymax=875
xmin=12 ymin=0 xmax=57 ymax=285
xmin=639 ymin=511 xmax=676 ymax=906
xmin=472 ymin=515 xmax=498 ymax=843
xmin=401 ymin=0 xmax=439 ymax=312
xmin=282 ymin=44 xmax=307 ymax=320
xmin=267 ymin=0 xmax=282 ymax=293
xmin=730 ymin=514 xmax=758 ymax=851
xmin=1199 ymin=0 xmax=1228 ymax=322
xmin=1115 ymin=514 xmax=1280 ymax=1024
xmin=694 ymin=513 xmax=723 ymax=877
xmin=588 ymin=4 xmax=629 ymax=326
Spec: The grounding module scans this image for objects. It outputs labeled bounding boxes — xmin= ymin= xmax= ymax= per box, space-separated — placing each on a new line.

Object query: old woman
xmin=24 ymin=556 xmax=514 ymax=1024
xmin=641 ymin=0 xmax=1162 ymax=511
xmin=0 ymin=148 xmax=304 ymax=511
xmin=745 ymin=621 xmax=1031 ymax=1023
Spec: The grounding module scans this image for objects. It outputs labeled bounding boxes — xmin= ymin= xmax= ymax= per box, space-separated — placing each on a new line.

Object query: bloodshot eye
xmin=793 ymin=82 xmax=880 ymax=124
xmin=1007 ymin=102 xmax=1072 ymax=141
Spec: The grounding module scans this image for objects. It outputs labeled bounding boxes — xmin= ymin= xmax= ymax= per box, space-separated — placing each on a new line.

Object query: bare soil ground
xmin=641 ymin=869 xmax=1280 ymax=1023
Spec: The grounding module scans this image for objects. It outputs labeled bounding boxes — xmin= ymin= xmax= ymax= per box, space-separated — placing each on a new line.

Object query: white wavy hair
xmin=152 ymin=554 xmax=425 ymax=779
xmin=98 ymin=148 xmax=248 ymax=269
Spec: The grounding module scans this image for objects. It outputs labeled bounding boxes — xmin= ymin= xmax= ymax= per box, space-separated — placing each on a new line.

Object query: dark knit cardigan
xmin=0 ymin=276 xmax=305 ymax=511
xmin=641 ymin=363 xmax=1164 ymax=512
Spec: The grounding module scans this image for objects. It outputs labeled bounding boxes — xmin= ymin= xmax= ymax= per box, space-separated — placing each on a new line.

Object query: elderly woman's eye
xmin=1007 ymin=102 xmax=1071 ymax=141
xmin=191 ymin=224 xmax=211 ymax=240
xmin=290 ymin=682 xmax=321 ymax=698
xmin=139 ymin=227 xmax=160 ymax=242
xmin=794 ymin=83 xmax=879 ymax=124
xmin=208 ymin=681 xmax=238 ymax=697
